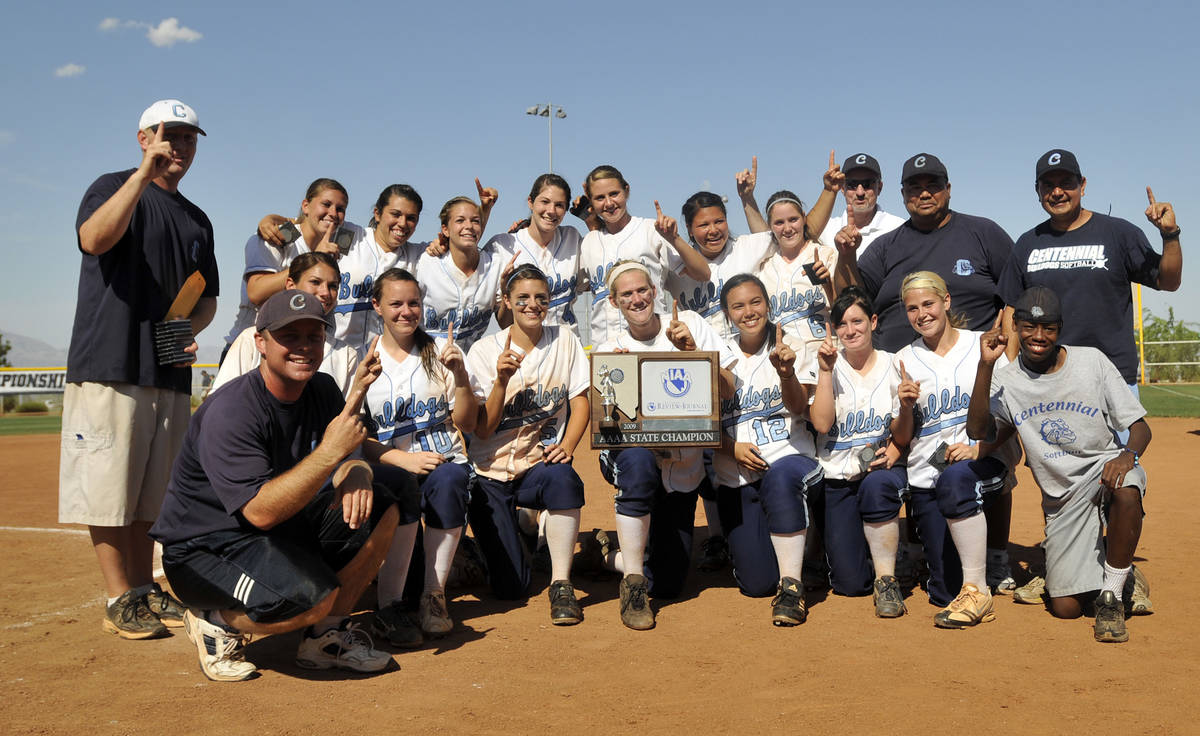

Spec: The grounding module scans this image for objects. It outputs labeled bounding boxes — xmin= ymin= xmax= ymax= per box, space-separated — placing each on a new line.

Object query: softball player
xmin=808 ymin=287 xmax=915 ymax=617
xmin=212 ymin=252 xmax=359 ymax=398
xmin=417 ymin=196 xmax=508 ymax=352
xmin=362 ymin=268 xmax=478 ymax=645
xmin=333 ymin=184 xmax=431 ymax=353
xmin=592 ymin=261 xmax=737 ymax=630
xmin=579 ymin=165 xmax=712 ymax=346
xmin=223 ymin=178 xmax=360 ymax=360
xmin=711 ymin=274 xmax=821 ymax=626
xmin=894 ymin=271 xmax=1016 ymax=628
xmin=465 ymin=264 xmax=591 ymax=625
xmin=485 ymin=174 xmax=584 ymax=333
xmin=755 ymin=189 xmax=839 ymax=345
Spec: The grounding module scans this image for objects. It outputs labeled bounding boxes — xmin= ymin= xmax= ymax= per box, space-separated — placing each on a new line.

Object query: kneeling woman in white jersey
xmin=466 ymin=265 xmax=591 ymax=625
xmin=593 ymin=261 xmax=737 ymax=630
xmin=713 ymin=274 xmax=822 ymax=626
xmin=417 ymin=196 xmax=508 ymax=352
xmin=212 ymin=252 xmax=359 ymax=397
xmin=809 ymin=287 xmax=916 ymax=618
xmin=362 ymin=268 xmax=478 ymax=646
xmin=896 ymin=271 xmax=1015 ymax=629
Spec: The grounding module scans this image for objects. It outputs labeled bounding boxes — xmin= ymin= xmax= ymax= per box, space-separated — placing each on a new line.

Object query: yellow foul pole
xmin=1135 ymin=283 xmax=1146 ymax=385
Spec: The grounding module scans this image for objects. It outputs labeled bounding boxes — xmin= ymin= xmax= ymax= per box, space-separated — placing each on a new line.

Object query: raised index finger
xmin=1146 ymin=186 xmax=1156 ymax=205
xmin=655 ymin=199 xmax=664 ymax=218
xmin=504 ymin=331 xmax=512 ymax=352
xmin=899 ymin=359 xmax=909 ymax=381
xmin=672 ymin=297 xmax=679 ymax=321
xmin=777 ymin=321 xmax=784 ymax=344
xmin=751 ymin=155 xmax=758 ymax=177
xmin=447 ymin=320 xmax=455 ymax=345
xmin=992 ymin=311 xmax=1003 ymax=330
xmin=154 ymin=122 xmax=165 ymax=143
xmin=476 ymin=177 xmax=485 ymax=197
xmin=829 ymin=149 xmax=836 ymax=169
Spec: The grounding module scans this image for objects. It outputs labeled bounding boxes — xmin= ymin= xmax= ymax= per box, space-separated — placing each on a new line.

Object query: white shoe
xmin=295 ymin=619 xmax=392 ymax=673
xmin=986 ymin=550 xmax=1017 ymax=594
xmin=183 ymin=610 xmax=256 ymax=682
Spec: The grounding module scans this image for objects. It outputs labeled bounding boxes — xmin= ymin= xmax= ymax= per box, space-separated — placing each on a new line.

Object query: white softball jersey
xmin=223 ymin=232 xmax=313 ymax=345
xmin=665 ymin=231 xmax=774 ymax=342
xmin=817 ymin=350 xmax=901 ymax=481
xmin=332 ymin=227 xmax=427 ymax=355
xmin=580 ymin=216 xmax=685 ymax=346
xmin=487 ymin=225 xmax=584 ymax=332
xmin=713 ymin=334 xmax=818 ymax=489
xmin=363 ymin=337 xmax=467 ymax=464
xmin=210 ymin=326 xmax=359 ymax=400
xmin=416 ymin=248 xmax=507 ymax=353
xmin=597 ymin=310 xmax=737 ymax=493
xmin=466 ymin=325 xmax=590 ymax=482
xmin=755 ymin=242 xmax=839 ymax=343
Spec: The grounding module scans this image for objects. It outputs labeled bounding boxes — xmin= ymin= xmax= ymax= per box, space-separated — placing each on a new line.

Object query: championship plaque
xmin=589 ymin=351 xmax=721 ymax=449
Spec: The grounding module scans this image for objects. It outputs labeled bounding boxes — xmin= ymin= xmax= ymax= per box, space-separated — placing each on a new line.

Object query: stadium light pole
xmin=525 ymin=103 xmax=566 ymax=172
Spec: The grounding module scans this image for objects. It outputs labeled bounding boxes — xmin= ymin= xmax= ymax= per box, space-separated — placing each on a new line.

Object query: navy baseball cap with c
xmin=256 ymin=289 xmax=333 ymax=332
xmin=901 ymin=153 xmax=948 ymax=183
xmin=1012 ymin=286 xmax=1063 ymax=325
xmin=1035 ymin=149 xmax=1082 ymax=180
xmin=842 ymin=153 xmax=881 ymax=178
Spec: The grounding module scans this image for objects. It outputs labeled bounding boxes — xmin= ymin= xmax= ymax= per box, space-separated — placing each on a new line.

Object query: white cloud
xmin=146 ymin=18 xmax=203 ymax=47
xmin=0 ymin=131 xmax=13 ymax=146
xmin=97 ymin=17 xmax=202 ymax=47
xmin=54 ymin=63 xmax=86 ymax=78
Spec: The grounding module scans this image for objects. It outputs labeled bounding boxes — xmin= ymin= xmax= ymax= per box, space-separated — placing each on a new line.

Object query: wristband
xmin=778 ymin=368 xmax=795 ymax=379
xmin=1121 ymin=447 xmax=1140 ymax=466
xmin=1161 ymin=227 xmax=1181 ymax=239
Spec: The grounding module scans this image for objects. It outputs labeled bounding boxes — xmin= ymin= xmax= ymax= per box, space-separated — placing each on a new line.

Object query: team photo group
xmin=61 ymin=98 xmax=1183 ymax=682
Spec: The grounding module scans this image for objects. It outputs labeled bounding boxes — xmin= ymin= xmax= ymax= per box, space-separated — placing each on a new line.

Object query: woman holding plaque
xmin=710 ymin=273 xmax=821 ymax=627
xmin=807 ymin=286 xmax=914 ymax=618
xmin=464 ymin=264 xmax=591 ymax=626
xmin=587 ymin=260 xmax=736 ymax=631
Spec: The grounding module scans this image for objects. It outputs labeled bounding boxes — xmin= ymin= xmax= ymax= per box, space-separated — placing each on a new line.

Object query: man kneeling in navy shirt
xmin=151 ymin=290 xmax=405 ymax=681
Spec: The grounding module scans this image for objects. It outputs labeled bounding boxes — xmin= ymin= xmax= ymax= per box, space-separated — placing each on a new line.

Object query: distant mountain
xmin=0 ymin=329 xmax=223 ymax=369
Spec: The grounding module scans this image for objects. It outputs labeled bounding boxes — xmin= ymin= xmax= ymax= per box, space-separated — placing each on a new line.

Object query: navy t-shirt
xmin=858 ymin=211 xmax=1013 ymax=352
xmin=68 ymin=169 xmax=219 ymax=393
xmin=150 ymin=370 xmax=345 ymax=545
xmin=999 ymin=212 xmax=1161 ymax=384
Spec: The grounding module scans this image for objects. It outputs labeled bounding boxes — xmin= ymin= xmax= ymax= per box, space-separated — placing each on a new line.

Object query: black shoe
xmin=548 ymin=580 xmax=583 ymax=626
xmin=873 ymin=576 xmax=907 ymax=618
xmin=371 ymin=602 xmax=424 ymax=648
xmin=698 ymin=535 xmax=730 ymax=572
xmin=1094 ymin=590 xmax=1129 ymax=643
xmin=771 ymin=577 xmax=807 ymax=626
xmin=143 ymin=582 xmax=186 ymax=627
xmin=103 ymin=589 xmax=168 ymax=640
xmin=619 ymin=574 xmax=655 ymax=630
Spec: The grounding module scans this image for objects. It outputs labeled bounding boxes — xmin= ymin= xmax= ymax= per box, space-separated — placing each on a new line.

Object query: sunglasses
xmin=845 ymin=178 xmax=878 ymax=191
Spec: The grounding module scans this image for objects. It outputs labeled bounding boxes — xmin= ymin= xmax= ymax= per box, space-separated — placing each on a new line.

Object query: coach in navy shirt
xmin=997 ymin=149 xmax=1182 ymax=387
xmin=835 ymin=153 xmax=1013 ymax=352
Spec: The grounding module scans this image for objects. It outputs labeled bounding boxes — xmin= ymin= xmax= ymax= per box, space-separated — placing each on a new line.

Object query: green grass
xmin=1138 ymin=383 xmax=1200 ymax=418
xmin=0 ymin=414 xmax=61 ymax=436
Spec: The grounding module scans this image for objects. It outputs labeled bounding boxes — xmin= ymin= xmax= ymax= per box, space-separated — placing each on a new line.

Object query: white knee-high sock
xmin=423 ymin=525 xmax=462 ymax=594
xmin=377 ymin=521 xmax=419 ymax=607
xmin=614 ymin=513 xmax=650 ymax=577
xmin=544 ymin=509 xmax=581 ymax=582
xmin=864 ymin=520 xmax=900 ymax=578
xmin=770 ymin=530 xmax=806 ymax=581
xmin=946 ymin=513 xmax=988 ymax=590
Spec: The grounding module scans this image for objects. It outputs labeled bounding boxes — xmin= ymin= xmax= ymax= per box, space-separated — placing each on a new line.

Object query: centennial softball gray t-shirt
xmin=989 ymin=345 xmax=1145 ymax=505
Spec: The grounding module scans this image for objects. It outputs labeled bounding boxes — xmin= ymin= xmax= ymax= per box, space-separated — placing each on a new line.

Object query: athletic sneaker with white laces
xmin=933 ymin=583 xmax=996 ymax=628
xmin=1093 ymin=590 xmax=1129 ymax=643
xmin=986 ymin=549 xmax=1017 ymax=594
xmin=419 ymin=590 xmax=453 ymax=636
xmin=143 ymin=582 xmax=186 ymax=627
xmin=1127 ymin=565 xmax=1153 ymax=615
xmin=183 ymin=610 xmax=257 ymax=682
xmin=295 ymin=619 xmax=392 ymax=672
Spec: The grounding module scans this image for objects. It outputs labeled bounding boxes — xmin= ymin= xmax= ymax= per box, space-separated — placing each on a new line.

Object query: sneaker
xmin=183 ymin=610 xmax=256 ymax=682
xmin=295 ymin=620 xmax=392 ymax=672
xmin=102 ymin=589 xmax=168 ymax=640
xmin=143 ymin=583 xmax=186 ymax=627
xmin=697 ymin=535 xmax=730 ymax=572
xmin=419 ymin=590 xmax=453 ymax=636
xmin=933 ymin=583 xmax=996 ymax=629
xmin=872 ymin=576 xmax=907 ymax=618
xmin=574 ymin=528 xmax=612 ymax=576
xmin=771 ymin=577 xmax=807 ymax=626
xmin=1094 ymin=590 xmax=1129 ymax=643
xmin=1013 ymin=576 xmax=1047 ymax=605
xmin=618 ymin=574 xmax=655 ymax=631
xmin=986 ymin=551 xmax=1017 ymax=595
xmin=548 ymin=580 xmax=583 ymax=626
xmin=447 ymin=536 xmax=487 ymax=588
xmin=1126 ymin=565 xmax=1153 ymax=615
xmin=371 ymin=603 xmax=423 ymax=649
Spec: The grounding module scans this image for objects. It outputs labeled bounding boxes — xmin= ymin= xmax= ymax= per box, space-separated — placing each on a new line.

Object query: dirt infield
xmin=1 ymin=423 xmax=1197 ymax=735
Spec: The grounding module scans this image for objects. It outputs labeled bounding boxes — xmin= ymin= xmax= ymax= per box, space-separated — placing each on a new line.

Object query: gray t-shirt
xmin=989 ymin=345 xmax=1145 ymax=504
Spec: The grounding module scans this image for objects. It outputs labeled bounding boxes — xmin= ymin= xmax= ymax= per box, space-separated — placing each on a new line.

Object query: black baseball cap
xmin=842 ymin=153 xmax=881 ymax=178
xmin=1035 ymin=149 xmax=1082 ymax=180
xmin=1012 ymin=286 xmax=1063 ymax=325
xmin=901 ymin=153 xmax=948 ymax=183
xmin=256 ymin=289 xmax=333 ymax=332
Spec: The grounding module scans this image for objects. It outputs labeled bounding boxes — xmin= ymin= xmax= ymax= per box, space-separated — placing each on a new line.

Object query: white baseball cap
xmin=138 ymin=99 xmax=206 ymax=136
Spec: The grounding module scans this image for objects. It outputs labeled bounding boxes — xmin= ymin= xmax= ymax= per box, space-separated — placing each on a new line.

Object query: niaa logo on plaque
xmin=662 ymin=367 xmax=692 ymax=397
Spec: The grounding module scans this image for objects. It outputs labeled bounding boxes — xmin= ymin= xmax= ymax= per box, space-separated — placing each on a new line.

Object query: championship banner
xmin=0 ymin=368 xmax=67 ymax=395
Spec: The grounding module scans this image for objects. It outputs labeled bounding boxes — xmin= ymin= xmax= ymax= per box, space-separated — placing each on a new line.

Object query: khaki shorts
xmin=59 ymin=382 xmax=191 ymax=526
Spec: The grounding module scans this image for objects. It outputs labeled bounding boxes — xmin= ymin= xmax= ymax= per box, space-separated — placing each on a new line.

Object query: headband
xmin=605 ymin=261 xmax=652 ymax=292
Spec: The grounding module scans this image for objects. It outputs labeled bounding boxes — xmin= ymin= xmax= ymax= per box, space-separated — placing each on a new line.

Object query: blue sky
xmin=2 ymin=0 xmax=1197 ymax=350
